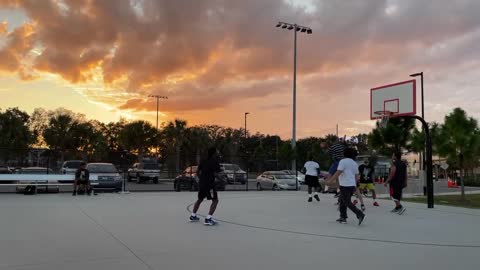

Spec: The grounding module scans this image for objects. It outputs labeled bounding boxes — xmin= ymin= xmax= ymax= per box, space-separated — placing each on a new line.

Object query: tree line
xmin=0 ymin=106 xmax=478 ymax=186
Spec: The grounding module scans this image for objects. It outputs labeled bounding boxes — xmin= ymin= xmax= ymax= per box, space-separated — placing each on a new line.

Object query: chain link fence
xmin=0 ymin=147 xmax=301 ymax=193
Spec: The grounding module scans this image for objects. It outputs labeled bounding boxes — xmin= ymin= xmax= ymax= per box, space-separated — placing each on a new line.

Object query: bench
xmin=0 ymin=174 xmax=103 ymax=194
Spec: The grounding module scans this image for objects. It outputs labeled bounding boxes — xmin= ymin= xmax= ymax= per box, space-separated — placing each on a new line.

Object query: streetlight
xmin=275 ymin=21 xmax=312 ymax=172
xmin=148 ymin=95 xmax=168 ymax=157
xmin=244 ymin=112 xmax=249 ymax=139
xmin=410 ymin=72 xmax=426 ymax=195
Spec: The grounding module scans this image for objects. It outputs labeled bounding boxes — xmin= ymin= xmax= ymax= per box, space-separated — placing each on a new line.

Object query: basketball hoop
xmin=374 ymin=110 xmax=394 ymax=128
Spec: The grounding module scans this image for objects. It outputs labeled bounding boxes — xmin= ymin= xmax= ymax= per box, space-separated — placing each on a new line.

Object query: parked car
xmin=174 ymin=166 xmax=227 ymax=192
xmin=256 ymin=171 xmax=297 ymax=191
xmin=220 ymin=163 xmax=247 ymax=184
xmin=87 ymin=163 xmax=122 ymax=191
xmin=282 ymin=170 xmax=305 ymax=185
xmin=15 ymin=167 xmax=58 ymax=193
xmin=0 ymin=166 xmax=12 ymax=174
xmin=174 ymin=166 xmax=199 ymax=191
xmin=127 ymin=162 xmax=161 ymax=183
xmin=318 ymin=170 xmax=339 ymax=193
xmin=61 ymin=160 xmax=85 ymax=174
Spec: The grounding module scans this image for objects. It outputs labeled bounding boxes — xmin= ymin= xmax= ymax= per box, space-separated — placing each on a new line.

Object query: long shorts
xmin=328 ymin=160 xmax=340 ymax=175
xmin=390 ymin=185 xmax=403 ymax=201
xmin=359 ymin=183 xmax=375 ymax=191
xmin=198 ymin=187 xmax=218 ymax=201
xmin=305 ymin=175 xmax=320 ymax=188
xmin=75 ymin=179 xmax=90 ymax=185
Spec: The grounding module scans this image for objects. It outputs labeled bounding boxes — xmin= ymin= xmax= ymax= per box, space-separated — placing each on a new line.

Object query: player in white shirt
xmin=302 ymin=155 xmax=321 ymax=202
xmin=329 ymin=148 xmax=366 ymax=225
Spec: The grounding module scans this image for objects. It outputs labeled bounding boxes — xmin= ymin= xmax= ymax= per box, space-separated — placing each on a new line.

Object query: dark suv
xmin=174 ymin=166 xmax=227 ymax=192
xmin=174 ymin=166 xmax=199 ymax=191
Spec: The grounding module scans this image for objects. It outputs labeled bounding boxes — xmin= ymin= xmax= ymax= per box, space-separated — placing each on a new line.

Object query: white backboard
xmin=370 ymin=80 xmax=416 ymax=119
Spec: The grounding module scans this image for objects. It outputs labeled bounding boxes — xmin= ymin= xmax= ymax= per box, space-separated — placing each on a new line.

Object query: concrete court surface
xmin=0 ymin=191 xmax=479 ymax=270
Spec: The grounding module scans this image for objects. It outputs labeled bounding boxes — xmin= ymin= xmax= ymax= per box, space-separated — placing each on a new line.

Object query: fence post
xmin=246 ymin=168 xmax=249 ymax=191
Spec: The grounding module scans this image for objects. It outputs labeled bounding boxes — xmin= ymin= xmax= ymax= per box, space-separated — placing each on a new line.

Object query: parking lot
xmin=0 ymin=191 xmax=478 ymax=270
xmin=1 ymin=177 xmax=479 ymax=194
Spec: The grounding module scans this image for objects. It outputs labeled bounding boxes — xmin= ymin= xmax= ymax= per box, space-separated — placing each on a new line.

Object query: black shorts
xmin=76 ymin=179 xmax=90 ymax=185
xmin=390 ymin=185 xmax=403 ymax=201
xmin=198 ymin=187 xmax=218 ymax=201
xmin=305 ymin=175 xmax=320 ymax=187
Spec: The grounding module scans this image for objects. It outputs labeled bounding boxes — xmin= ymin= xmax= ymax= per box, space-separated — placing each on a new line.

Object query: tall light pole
xmin=276 ymin=21 xmax=312 ymax=172
xmin=148 ymin=95 xmax=168 ymax=157
xmin=244 ymin=112 xmax=249 ymax=139
xmin=244 ymin=112 xmax=250 ymax=191
xmin=410 ymin=72 xmax=426 ymax=195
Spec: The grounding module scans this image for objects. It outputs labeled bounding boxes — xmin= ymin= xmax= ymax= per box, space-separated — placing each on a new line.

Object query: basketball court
xmin=0 ymin=192 xmax=478 ymax=270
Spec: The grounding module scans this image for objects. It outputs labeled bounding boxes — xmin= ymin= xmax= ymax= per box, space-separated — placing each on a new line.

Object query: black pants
xmin=339 ymin=186 xmax=364 ymax=219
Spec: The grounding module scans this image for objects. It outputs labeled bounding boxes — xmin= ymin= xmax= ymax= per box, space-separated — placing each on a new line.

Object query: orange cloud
xmin=0 ymin=21 xmax=36 ymax=72
xmin=0 ymin=21 xmax=7 ymax=35
xmin=1 ymin=0 xmax=480 ymax=137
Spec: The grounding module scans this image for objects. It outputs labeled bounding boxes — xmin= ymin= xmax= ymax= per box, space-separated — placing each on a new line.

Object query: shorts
xmin=305 ymin=175 xmax=320 ymax=188
xmin=328 ymin=160 xmax=340 ymax=175
xmin=359 ymin=183 xmax=375 ymax=191
xmin=198 ymin=187 xmax=218 ymax=201
xmin=390 ymin=185 xmax=403 ymax=201
xmin=76 ymin=179 xmax=90 ymax=185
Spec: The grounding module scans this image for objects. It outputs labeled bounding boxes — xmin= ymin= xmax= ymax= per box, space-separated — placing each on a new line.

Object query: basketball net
xmin=374 ymin=110 xmax=393 ymax=129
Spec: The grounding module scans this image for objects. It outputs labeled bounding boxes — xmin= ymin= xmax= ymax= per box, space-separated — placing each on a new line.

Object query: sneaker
xmin=373 ymin=201 xmax=379 ymax=207
xmin=189 ymin=215 xmax=200 ymax=222
xmin=308 ymin=197 xmax=313 ymax=202
xmin=397 ymin=207 xmax=406 ymax=215
xmin=314 ymin=194 xmax=320 ymax=201
xmin=336 ymin=218 xmax=347 ymax=224
xmin=204 ymin=218 xmax=217 ymax=226
xmin=390 ymin=207 xmax=400 ymax=213
xmin=334 ymin=193 xmax=339 ymax=198
xmin=361 ymin=204 xmax=366 ymax=212
xmin=358 ymin=214 xmax=366 ymax=225
xmin=353 ymin=200 xmax=358 ymax=205
xmin=72 ymin=191 xmax=76 ymax=196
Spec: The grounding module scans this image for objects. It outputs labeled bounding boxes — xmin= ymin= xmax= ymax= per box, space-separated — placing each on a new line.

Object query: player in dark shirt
xmin=359 ymin=159 xmax=379 ymax=207
xmin=189 ymin=147 xmax=223 ymax=226
xmin=385 ymin=152 xmax=408 ymax=214
xmin=322 ymin=140 xmax=346 ymax=196
xmin=73 ymin=162 xmax=91 ymax=196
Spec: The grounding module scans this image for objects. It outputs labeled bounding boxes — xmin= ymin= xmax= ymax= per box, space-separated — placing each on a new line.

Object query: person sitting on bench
xmin=73 ymin=162 xmax=91 ymax=196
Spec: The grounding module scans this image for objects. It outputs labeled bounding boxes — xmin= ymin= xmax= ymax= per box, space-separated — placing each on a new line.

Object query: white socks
xmin=314 ymin=192 xmax=319 ymax=195
xmin=206 ymin=215 xmax=212 ymax=219
xmin=308 ymin=194 xmax=312 ymax=198
xmin=191 ymin=213 xmax=197 ymax=217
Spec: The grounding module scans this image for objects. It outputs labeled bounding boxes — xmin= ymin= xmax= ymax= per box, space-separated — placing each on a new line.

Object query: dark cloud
xmin=1 ymin=0 xmax=480 ymax=115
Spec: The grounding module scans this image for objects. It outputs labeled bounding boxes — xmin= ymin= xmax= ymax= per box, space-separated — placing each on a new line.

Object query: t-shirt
xmin=337 ymin=158 xmax=359 ymax=187
xmin=328 ymin=143 xmax=345 ymax=161
xmin=303 ymin=161 xmax=320 ymax=176
xmin=391 ymin=160 xmax=407 ymax=187
xmin=359 ymin=164 xmax=374 ymax=183
xmin=197 ymin=157 xmax=221 ymax=188
xmin=75 ymin=168 xmax=89 ymax=181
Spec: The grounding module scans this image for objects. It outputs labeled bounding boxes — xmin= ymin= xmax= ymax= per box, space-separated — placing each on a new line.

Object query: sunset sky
xmin=1 ymin=0 xmax=480 ymax=138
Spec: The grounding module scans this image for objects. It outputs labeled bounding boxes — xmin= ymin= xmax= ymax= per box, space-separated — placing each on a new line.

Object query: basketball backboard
xmin=370 ymin=80 xmax=416 ymax=119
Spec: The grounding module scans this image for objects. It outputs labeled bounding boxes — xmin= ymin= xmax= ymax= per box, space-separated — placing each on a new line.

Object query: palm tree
xmin=368 ymin=117 xmax=416 ymax=155
xmin=161 ymin=119 xmax=188 ymax=173
xmin=0 ymin=108 xmax=36 ymax=164
xmin=184 ymin=126 xmax=212 ymax=165
xmin=435 ymin=108 xmax=480 ymax=200
xmin=43 ymin=114 xmax=78 ymax=162
xmin=118 ymin=121 xmax=158 ymax=161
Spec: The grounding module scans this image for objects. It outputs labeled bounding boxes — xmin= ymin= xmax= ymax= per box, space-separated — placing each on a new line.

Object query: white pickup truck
xmin=127 ymin=163 xmax=161 ymax=184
